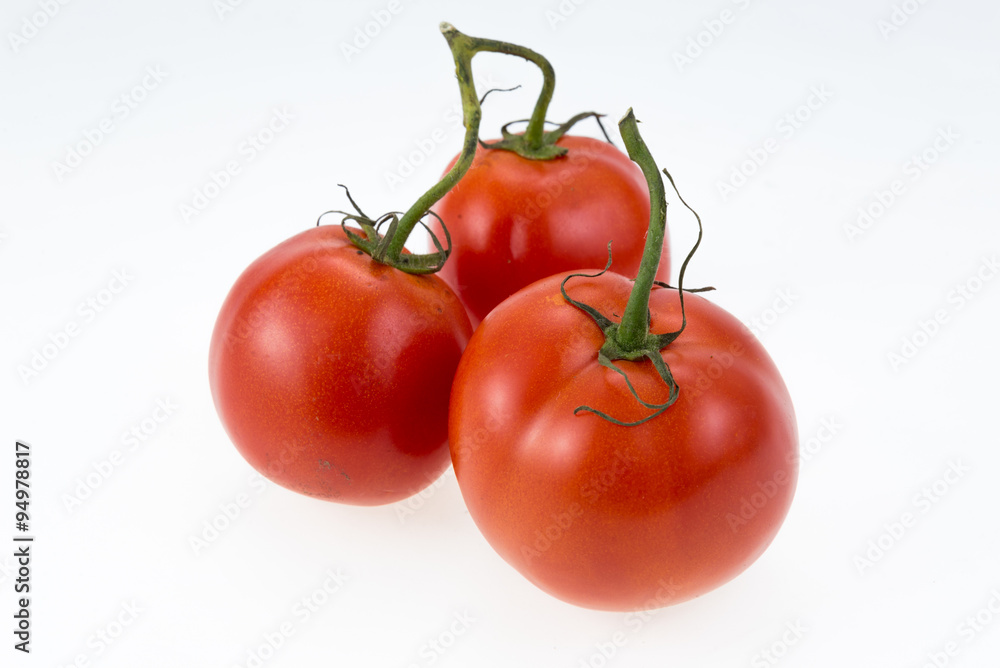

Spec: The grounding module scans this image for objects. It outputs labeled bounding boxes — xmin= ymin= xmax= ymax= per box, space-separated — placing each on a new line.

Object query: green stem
xmin=519 ymin=47 xmax=555 ymax=150
xmin=561 ymin=109 xmax=706 ymax=425
xmin=376 ymin=23 xmax=556 ymax=264
xmin=614 ymin=109 xmax=667 ymax=351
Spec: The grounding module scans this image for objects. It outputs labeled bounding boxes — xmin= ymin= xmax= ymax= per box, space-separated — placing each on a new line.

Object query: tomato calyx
xmin=473 ymin=35 xmax=611 ymax=161
xmin=483 ymin=111 xmax=612 ymax=160
xmin=317 ymin=186 xmax=452 ymax=275
xmin=561 ymin=108 xmax=709 ymax=426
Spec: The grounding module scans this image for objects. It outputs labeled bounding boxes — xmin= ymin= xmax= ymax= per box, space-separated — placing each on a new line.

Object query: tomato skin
xmin=209 ymin=226 xmax=472 ymax=505
xmin=431 ymin=135 xmax=667 ymax=326
xmin=449 ymin=271 xmax=797 ymax=610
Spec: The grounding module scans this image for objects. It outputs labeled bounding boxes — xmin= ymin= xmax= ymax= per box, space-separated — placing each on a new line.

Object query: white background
xmin=3 ymin=0 xmax=1000 ymax=666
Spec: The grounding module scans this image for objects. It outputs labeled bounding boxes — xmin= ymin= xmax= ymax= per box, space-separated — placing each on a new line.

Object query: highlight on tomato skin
xmin=209 ymin=225 xmax=472 ymax=506
xmin=448 ymin=271 xmax=798 ymax=611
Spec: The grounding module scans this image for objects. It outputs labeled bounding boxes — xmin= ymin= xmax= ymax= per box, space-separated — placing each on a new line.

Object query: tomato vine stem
xmin=476 ymin=41 xmax=609 ymax=160
xmin=371 ymin=24 xmax=478 ymax=267
xmin=373 ymin=23 xmax=577 ymax=269
xmin=560 ymin=109 xmax=708 ymax=426
xmin=341 ymin=23 xmax=608 ymax=271
xmin=506 ymin=42 xmax=553 ymax=151
xmin=615 ymin=110 xmax=667 ymax=351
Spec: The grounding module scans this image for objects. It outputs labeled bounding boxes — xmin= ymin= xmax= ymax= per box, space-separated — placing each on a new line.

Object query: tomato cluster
xmin=208 ymin=23 xmax=797 ymax=612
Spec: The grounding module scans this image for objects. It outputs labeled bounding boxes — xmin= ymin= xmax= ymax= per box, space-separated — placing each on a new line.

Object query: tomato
xmin=431 ymin=135 xmax=667 ymax=326
xmin=448 ymin=270 xmax=797 ymax=610
xmin=209 ymin=225 xmax=472 ymax=505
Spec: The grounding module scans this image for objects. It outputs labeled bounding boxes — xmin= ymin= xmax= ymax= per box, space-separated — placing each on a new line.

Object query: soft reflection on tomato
xmin=431 ymin=136 xmax=667 ymax=326
xmin=210 ymin=225 xmax=472 ymax=505
xmin=448 ymin=271 xmax=797 ymax=610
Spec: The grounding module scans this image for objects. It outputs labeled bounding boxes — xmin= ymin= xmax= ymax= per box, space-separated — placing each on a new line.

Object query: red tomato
xmin=209 ymin=225 xmax=472 ymax=505
xmin=431 ymin=135 xmax=667 ymax=326
xmin=448 ymin=271 xmax=797 ymax=610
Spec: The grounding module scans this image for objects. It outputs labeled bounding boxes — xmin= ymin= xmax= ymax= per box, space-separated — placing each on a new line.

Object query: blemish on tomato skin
xmin=319 ymin=459 xmax=352 ymax=482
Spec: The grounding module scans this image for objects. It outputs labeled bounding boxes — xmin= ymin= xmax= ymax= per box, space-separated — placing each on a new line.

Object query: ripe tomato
xmin=448 ymin=270 xmax=797 ymax=610
xmin=209 ymin=225 xmax=472 ymax=505
xmin=430 ymin=135 xmax=667 ymax=326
